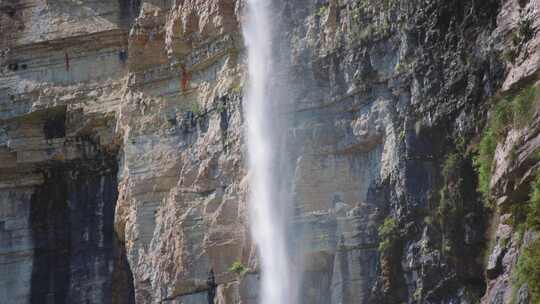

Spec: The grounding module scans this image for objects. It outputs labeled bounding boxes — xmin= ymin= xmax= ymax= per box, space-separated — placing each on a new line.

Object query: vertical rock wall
xmin=1 ymin=0 xmax=540 ymax=303
xmin=0 ymin=1 xmax=133 ymax=303
xmin=29 ymin=159 xmax=131 ymax=304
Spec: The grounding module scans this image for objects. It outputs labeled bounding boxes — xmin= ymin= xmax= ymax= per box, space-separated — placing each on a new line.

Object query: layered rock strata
xmin=1 ymin=0 xmax=540 ymax=304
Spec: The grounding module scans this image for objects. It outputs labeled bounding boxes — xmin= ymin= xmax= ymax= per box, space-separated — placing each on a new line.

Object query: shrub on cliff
xmin=475 ymin=84 xmax=539 ymax=206
xmin=515 ymin=239 xmax=540 ymax=303
xmin=378 ymin=217 xmax=398 ymax=253
xmin=490 ymin=101 xmax=513 ymax=140
xmin=513 ymin=84 xmax=538 ymax=128
xmin=512 ymin=167 xmax=540 ymax=303
xmin=229 ymin=261 xmax=248 ymax=275
xmin=527 ymin=169 xmax=540 ymax=231
xmin=490 ymin=84 xmax=539 ymax=137
xmin=474 ymin=128 xmax=497 ymax=204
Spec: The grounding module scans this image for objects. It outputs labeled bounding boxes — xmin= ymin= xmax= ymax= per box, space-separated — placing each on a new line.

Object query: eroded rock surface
xmin=2 ymin=0 xmax=540 ymax=303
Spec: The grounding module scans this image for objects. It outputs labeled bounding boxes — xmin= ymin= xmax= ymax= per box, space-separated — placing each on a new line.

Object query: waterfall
xmin=243 ymin=0 xmax=297 ymax=303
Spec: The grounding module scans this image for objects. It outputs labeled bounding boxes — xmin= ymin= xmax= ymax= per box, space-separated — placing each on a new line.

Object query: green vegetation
xmin=490 ymin=101 xmax=513 ymax=140
xmin=190 ymin=102 xmax=203 ymax=117
xmin=230 ymin=82 xmax=242 ymax=95
xmin=216 ymin=101 xmax=226 ymax=114
xmin=455 ymin=135 xmax=467 ymax=152
xmin=351 ymin=9 xmax=360 ymax=24
xmin=474 ymin=128 xmax=497 ymax=204
xmin=509 ymin=144 xmax=519 ymax=164
xmin=347 ymin=3 xmax=393 ymax=46
xmin=516 ymin=16 xmax=535 ymax=47
xmin=513 ymin=85 xmax=538 ymax=128
xmin=502 ymin=49 xmax=518 ymax=63
xmin=378 ymin=217 xmax=398 ymax=253
xmin=514 ymin=239 xmax=540 ymax=303
xmin=527 ymin=168 xmax=540 ymax=231
xmin=488 ymin=85 xmax=539 ymax=140
xmin=315 ymin=5 xmax=328 ymax=17
xmin=423 ymin=215 xmax=434 ymax=225
xmin=399 ymin=129 xmax=406 ymax=141
xmin=508 ymin=201 xmax=528 ymax=232
xmin=510 ymin=167 xmax=540 ymax=303
xmin=437 ymin=152 xmax=471 ymax=256
xmin=433 ymin=85 xmax=540 ymax=303
xmin=412 ymin=287 xmax=423 ymax=301
xmin=440 ymin=152 xmax=459 ymax=207
xmin=503 ymin=15 xmax=534 ymax=63
xmin=474 ymin=84 xmax=539 ymax=205
xmin=229 ymin=261 xmax=248 ymax=275
xmin=441 ymin=238 xmax=453 ymax=255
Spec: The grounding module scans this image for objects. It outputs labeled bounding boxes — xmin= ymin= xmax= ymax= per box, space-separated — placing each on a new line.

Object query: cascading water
xmin=243 ymin=0 xmax=297 ymax=303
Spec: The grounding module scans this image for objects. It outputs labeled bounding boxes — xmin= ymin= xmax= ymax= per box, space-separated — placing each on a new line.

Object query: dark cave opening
xmin=43 ymin=110 xmax=66 ymax=140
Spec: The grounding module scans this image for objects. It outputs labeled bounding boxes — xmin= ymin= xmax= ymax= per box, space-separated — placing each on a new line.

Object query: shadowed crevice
xmin=29 ymin=157 xmax=135 ymax=304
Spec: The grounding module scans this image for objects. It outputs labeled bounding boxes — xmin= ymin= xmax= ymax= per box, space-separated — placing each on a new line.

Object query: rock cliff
xmin=1 ymin=0 xmax=540 ymax=303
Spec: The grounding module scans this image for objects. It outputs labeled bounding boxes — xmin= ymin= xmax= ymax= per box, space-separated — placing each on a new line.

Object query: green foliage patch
xmin=474 ymin=128 xmax=497 ymax=204
xmin=515 ymin=239 xmax=540 ymax=303
xmin=528 ymin=171 xmax=540 ymax=230
xmin=315 ymin=5 xmax=328 ymax=17
xmin=475 ymin=84 xmax=539 ymax=205
xmin=516 ymin=16 xmax=535 ymax=46
xmin=378 ymin=217 xmax=398 ymax=253
xmin=230 ymin=82 xmax=243 ymax=95
xmin=490 ymin=84 xmax=539 ymax=139
xmin=229 ymin=261 xmax=248 ymax=275
xmin=216 ymin=101 xmax=226 ymax=114
xmin=190 ymin=102 xmax=203 ymax=117
xmin=510 ymin=167 xmax=540 ymax=303
xmin=490 ymin=101 xmax=513 ymax=140
xmin=503 ymin=15 xmax=535 ymax=63
xmin=513 ymin=85 xmax=538 ymax=128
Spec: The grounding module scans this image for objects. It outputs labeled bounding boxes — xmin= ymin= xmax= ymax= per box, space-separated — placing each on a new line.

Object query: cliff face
xmin=1 ymin=0 xmax=540 ymax=304
xmin=0 ymin=1 xmax=133 ymax=303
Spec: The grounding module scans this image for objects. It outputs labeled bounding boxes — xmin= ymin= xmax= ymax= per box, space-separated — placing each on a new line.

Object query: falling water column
xmin=243 ymin=0 xmax=295 ymax=303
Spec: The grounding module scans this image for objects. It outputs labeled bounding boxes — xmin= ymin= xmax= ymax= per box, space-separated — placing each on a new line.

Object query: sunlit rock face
xmin=0 ymin=1 xmax=132 ymax=303
xmin=2 ymin=0 xmax=540 ymax=303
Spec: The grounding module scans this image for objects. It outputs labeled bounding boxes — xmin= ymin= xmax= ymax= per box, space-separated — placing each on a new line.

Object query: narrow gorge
xmin=1 ymin=1 xmax=540 ymax=304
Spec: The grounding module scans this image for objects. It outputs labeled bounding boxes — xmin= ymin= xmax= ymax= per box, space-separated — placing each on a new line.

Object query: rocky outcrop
xmin=2 ymin=0 xmax=540 ymax=303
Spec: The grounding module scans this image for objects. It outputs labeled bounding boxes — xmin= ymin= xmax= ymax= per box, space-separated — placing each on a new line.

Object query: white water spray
xmin=243 ymin=0 xmax=296 ymax=303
